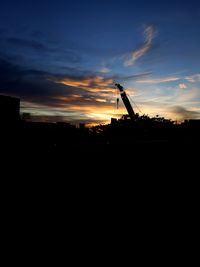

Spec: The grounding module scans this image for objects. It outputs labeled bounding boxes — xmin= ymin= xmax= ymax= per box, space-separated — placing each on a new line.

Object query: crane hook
xmin=117 ymin=98 xmax=119 ymax=109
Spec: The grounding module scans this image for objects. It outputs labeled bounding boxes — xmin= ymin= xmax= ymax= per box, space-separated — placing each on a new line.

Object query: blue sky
xmin=0 ymin=0 xmax=200 ymax=124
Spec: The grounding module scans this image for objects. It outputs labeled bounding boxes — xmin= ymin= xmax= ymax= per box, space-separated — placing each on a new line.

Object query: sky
xmin=0 ymin=0 xmax=200 ymax=125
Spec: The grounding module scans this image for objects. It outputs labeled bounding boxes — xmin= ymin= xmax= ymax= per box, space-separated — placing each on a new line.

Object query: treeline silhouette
xmin=1 ymin=113 xmax=200 ymax=150
xmin=0 ymin=95 xmax=200 ymax=150
xmin=92 ymin=114 xmax=200 ymax=145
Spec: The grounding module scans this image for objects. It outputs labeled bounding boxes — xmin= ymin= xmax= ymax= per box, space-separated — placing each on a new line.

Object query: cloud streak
xmin=54 ymin=76 xmax=115 ymax=93
xmin=124 ymin=25 xmax=156 ymax=66
xmin=171 ymin=106 xmax=200 ymax=120
xmin=185 ymin=74 xmax=200 ymax=83
xmin=136 ymin=76 xmax=180 ymax=84
xmin=99 ymin=67 xmax=111 ymax=73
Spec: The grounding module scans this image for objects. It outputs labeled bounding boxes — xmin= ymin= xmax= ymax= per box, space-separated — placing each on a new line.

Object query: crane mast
xmin=115 ymin=84 xmax=135 ymax=119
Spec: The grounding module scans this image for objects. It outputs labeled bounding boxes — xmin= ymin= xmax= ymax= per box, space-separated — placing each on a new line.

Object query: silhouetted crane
xmin=115 ymin=84 xmax=135 ymax=119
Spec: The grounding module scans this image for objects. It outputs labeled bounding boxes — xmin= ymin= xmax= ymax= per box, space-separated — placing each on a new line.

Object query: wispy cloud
xmin=179 ymin=83 xmax=187 ymax=89
xmin=95 ymin=98 xmax=107 ymax=103
xmin=134 ymin=73 xmax=200 ymax=85
xmin=124 ymin=25 xmax=156 ymax=66
xmin=176 ymin=87 xmax=200 ymax=103
xmin=136 ymin=76 xmax=180 ymax=84
xmin=170 ymin=106 xmax=200 ymax=120
xmin=99 ymin=67 xmax=111 ymax=73
xmin=111 ymin=72 xmax=152 ymax=82
xmin=185 ymin=74 xmax=200 ymax=83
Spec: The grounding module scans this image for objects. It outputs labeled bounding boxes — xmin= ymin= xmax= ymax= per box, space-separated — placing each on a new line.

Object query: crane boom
xmin=115 ymin=84 xmax=135 ymax=119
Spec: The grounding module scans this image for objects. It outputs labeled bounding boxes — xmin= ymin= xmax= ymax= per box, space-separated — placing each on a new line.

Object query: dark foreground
xmin=1 ymin=119 xmax=200 ymax=152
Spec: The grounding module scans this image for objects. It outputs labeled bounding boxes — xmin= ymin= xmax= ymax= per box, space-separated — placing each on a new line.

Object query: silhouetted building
xmin=21 ymin=112 xmax=31 ymax=121
xmin=79 ymin=123 xmax=86 ymax=130
xmin=0 ymin=95 xmax=20 ymax=123
xmin=185 ymin=119 xmax=200 ymax=126
xmin=111 ymin=118 xmax=118 ymax=125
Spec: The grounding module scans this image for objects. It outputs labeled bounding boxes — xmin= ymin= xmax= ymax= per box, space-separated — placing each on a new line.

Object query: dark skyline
xmin=0 ymin=0 xmax=200 ymax=125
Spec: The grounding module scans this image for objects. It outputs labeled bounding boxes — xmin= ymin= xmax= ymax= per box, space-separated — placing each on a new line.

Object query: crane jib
xmin=115 ymin=84 xmax=135 ymax=118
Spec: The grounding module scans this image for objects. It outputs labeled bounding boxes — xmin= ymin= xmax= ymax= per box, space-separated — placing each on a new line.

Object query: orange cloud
xmin=54 ymin=94 xmax=83 ymax=102
xmin=54 ymin=76 xmax=115 ymax=93
xmin=95 ymin=98 xmax=107 ymax=103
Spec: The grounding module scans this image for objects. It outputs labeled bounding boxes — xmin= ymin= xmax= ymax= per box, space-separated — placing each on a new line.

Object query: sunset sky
xmin=0 ymin=0 xmax=200 ymax=125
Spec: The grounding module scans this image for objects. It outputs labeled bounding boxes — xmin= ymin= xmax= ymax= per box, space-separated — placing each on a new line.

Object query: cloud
xmin=1 ymin=36 xmax=82 ymax=67
xmin=171 ymin=106 xmax=200 ymax=120
xmin=124 ymin=25 xmax=156 ymax=66
xmin=179 ymin=83 xmax=187 ymax=89
xmin=2 ymin=53 xmax=199 ymax=125
xmin=54 ymin=76 xmax=115 ymax=93
xmin=21 ymin=99 xmax=125 ymax=126
xmin=136 ymin=76 xmax=180 ymax=84
xmin=132 ymin=73 xmax=200 ymax=85
xmin=95 ymin=98 xmax=107 ymax=103
xmin=185 ymin=74 xmax=200 ymax=83
xmin=176 ymin=87 xmax=200 ymax=103
xmin=0 ymin=58 xmax=60 ymax=97
xmin=99 ymin=67 xmax=111 ymax=73
xmin=111 ymin=72 xmax=152 ymax=82
xmin=0 ymin=58 xmax=122 ymax=124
